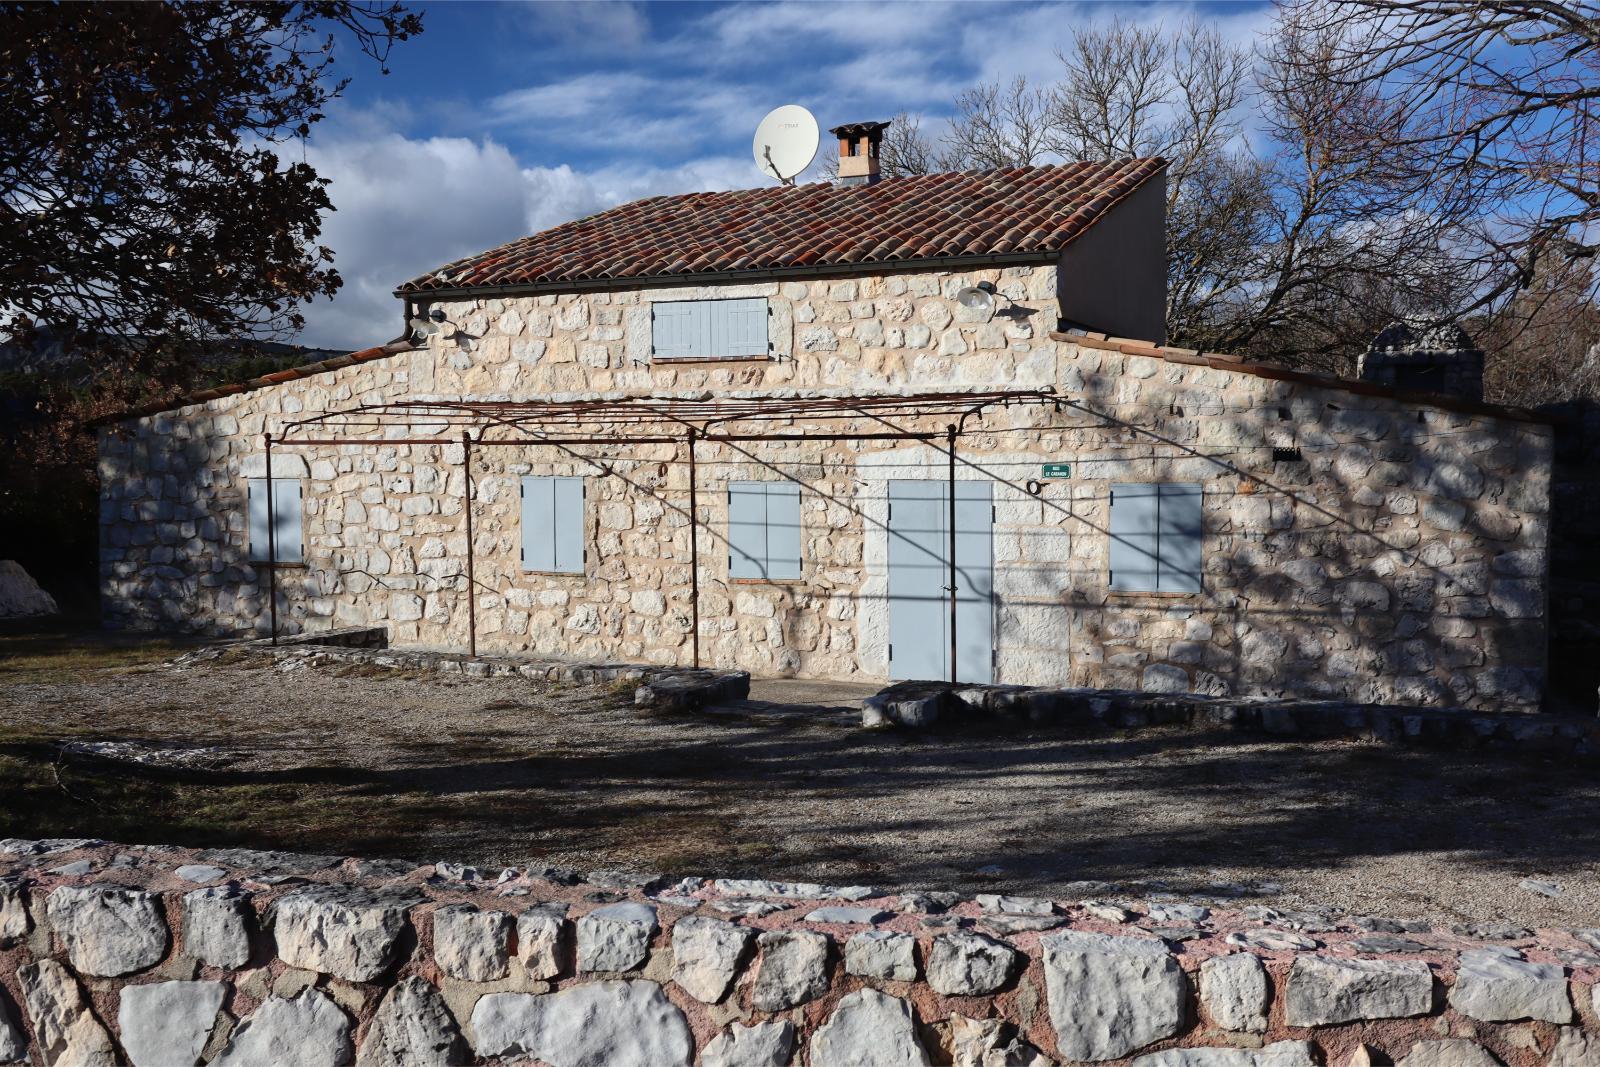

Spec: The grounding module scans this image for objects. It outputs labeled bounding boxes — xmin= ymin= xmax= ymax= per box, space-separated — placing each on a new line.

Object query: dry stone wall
xmin=1 ymin=839 xmax=1598 ymax=1066
xmin=97 ymin=262 xmax=1551 ymax=708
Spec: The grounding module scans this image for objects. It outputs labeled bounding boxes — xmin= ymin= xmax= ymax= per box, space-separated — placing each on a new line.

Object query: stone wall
xmin=1 ymin=839 xmax=1597 ymax=1066
xmin=96 ymin=262 xmax=1553 ymax=708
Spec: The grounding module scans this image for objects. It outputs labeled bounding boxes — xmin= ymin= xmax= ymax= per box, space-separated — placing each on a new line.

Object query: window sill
xmin=520 ymin=570 xmax=587 ymax=579
xmin=251 ymin=561 xmax=307 ymax=570
xmin=730 ymin=577 xmax=805 ymax=585
xmin=651 ymin=355 xmax=772 ymax=365
xmin=1107 ymin=590 xmax=1200 ymax=600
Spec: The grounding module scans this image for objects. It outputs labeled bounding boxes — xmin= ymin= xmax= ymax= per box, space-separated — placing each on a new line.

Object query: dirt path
xmin=2 ymin=650 xmax=1598 ymax=928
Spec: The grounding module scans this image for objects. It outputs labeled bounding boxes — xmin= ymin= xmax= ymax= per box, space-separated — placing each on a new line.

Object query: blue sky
xmin=298 ymin=1 xmax=1272 ymax=349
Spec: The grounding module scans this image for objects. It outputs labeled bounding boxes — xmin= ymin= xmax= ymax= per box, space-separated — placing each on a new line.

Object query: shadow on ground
xmin=1 ymin=631 xmax=1596 ymax=925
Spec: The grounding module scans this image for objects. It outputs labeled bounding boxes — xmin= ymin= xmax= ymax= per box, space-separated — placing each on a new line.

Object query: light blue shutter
xmin=652 ymin=302 xmax=696 ymax=359
xmin=1108 ymin=483 xmax=1159 ymax=592
xmin=552 ymin=477 xmax=584 ymax=574
xmin=1157 ymin=484 xmax=1203 ymax=593
xmin=248 ymin=480 xmax=268 ymax=562
xmin=274 ymin=481 xmax=303 ymax=564
xmin=522 ymin=477 xmax=584 ymax=573
xmin=691 ymin=300 xmax=712 ymax=356
xmin=764 ymin=483 xmax=801 ymax=579
xmin=249 ymin=478 xmax=302 ymax=563
xmin=728 ymin=482 xmax=767 ymax=578
xmin=728 ymin=482 xmax=802 ymax=579
xmin=711 ymin=298 xmax=769 ymax=358
xmin=521 ymin=477 xmax=555 ymax=572
xmin=654 ymin=299 xmax=769 ymax=359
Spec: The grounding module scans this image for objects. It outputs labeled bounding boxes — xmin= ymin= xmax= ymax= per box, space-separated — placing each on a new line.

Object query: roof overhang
xmin=391 ymin=250 xmax=1059 ymax=303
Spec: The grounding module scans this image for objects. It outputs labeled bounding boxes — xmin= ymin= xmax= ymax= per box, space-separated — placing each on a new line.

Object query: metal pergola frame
xmin=261 ymin=388 xmax=1060 ymax=682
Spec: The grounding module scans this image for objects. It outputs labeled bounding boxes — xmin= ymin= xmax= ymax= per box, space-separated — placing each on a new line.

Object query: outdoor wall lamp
xmin=408 ymin=307 xmax=454 ymax=340
xmin=954 ymin=281 xmax=1015 ymax=322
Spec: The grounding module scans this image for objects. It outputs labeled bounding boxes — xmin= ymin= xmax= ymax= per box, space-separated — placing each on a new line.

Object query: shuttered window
xmin=521 ymin=477 xmax=585 ymax=574
xmin=1108 ymin=483 xmax=1203 ymax=594
xmin=651 ymin=298 xmax=769 ymax=361
xmin=247 ymin=479 xmax=304 ymax=564
xmin=728 ymin=481 xmax=802 ymax=580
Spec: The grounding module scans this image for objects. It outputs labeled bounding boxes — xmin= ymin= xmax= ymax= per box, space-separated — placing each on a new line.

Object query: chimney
xmin=1358 ymin=319 xmax=1484 ymax=401
xmin=830 ymin=120 xmax=890 ymax=186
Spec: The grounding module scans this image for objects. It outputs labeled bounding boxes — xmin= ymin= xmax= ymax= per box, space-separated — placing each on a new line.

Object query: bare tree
xmin=879 ymin=112 xmax=938 ymax=177
xmin=1043 ymin=16 xmax=1282 ymax=351
xmin=1480 ymin=254 xmax=1600 ymax=405
xmin=1277 ymin=0 xmax=1600 ymax=319
xmin=1050 ymin=17 xmax=1174 ymax=160
xmin=1177 ymin=19 xmax=1489 ymax=373
xmin=937 ymin=78 xmax=1054 ymax=170
xmin=1162 ymin=149 xmax=1277 ymax=351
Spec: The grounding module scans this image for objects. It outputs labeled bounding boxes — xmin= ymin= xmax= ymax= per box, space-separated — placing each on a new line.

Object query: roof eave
xmin=392 ymin=249 xmax=1062 ymax=302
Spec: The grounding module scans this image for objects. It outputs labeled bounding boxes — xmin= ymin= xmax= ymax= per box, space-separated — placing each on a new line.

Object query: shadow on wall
xmin=1543 ymin=396 xmax=1600 ymax=713
xmin=99 ymin=358 xmax=1556 ymax=710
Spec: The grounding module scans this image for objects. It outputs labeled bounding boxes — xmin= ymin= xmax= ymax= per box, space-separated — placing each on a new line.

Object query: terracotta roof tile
xmin=398 ymin=160 xmax=1167 ymax=295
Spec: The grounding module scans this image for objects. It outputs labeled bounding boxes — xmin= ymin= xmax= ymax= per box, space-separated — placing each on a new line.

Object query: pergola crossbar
xmin=274 ymin=388 xmax=1057 ymax=443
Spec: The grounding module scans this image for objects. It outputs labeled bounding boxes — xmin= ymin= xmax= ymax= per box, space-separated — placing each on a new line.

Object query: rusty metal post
xmin=462 ymin=430 xmax=477 ymax=658
xmin=687 ymin=428 xmax=701 ymax=669
xmin=265 ymin=433 xmax=278 ymax=646
xmin=947 ymin=424 xmax=958 ymax=685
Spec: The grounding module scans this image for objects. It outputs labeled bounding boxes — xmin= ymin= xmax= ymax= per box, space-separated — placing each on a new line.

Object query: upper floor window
xmin=248 ymin=478 xmax=303 ymax=564
xmin=1108 ymin=483 xmax=1203 ymax=594
xmin=651 ymin=298 xmax=770 ymax=361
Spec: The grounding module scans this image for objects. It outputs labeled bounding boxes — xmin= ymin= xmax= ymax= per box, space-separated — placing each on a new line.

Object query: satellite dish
xmin=753 ymin=105 xmax=819 ymax=184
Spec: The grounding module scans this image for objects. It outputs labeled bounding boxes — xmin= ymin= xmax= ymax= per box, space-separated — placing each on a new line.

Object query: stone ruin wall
xmin=97 ymin=262 xmax=1551 ymax=708
xmin=0 ymin=838 xmax=1598 ymax=1067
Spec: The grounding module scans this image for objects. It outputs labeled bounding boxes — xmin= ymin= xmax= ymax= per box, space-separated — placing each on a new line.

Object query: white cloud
xmin=293 ymin=115 xmax=756 ymax=350
xmin=518 ymin=156 xmax=750 ymax=235
xmin=295 ymin=127 xmax=531 ymax=348
xmin=697 ymin=0 xmax=954 ymax=53
xmin=504 ymin=1 xmax=651 ymax=51
xmin=488 ymin=72 xmax=759 ymax=154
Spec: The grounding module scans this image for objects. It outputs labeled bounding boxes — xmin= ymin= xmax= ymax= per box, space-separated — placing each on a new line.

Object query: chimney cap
xmin=828 ymin=120 xmax=892 ymax=138
xmin=1369 ymin=318 xmax=1477 ymax=353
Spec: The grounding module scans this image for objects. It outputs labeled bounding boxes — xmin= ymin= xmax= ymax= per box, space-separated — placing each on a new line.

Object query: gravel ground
xmin=2 ymin=648 xmax=1597 ymax=928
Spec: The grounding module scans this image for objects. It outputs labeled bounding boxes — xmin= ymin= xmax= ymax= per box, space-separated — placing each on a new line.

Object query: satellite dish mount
xmin=753 ymin=105 xmax=819 ymax=186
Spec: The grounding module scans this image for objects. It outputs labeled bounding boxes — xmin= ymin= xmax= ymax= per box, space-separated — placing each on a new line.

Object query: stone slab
xmin=118 ymin=981 xmax=226 ymax=1067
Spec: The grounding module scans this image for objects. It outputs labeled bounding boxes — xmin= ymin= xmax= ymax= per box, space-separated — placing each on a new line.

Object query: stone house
xmin=95 ymin=127 xmax=1553 ymax=709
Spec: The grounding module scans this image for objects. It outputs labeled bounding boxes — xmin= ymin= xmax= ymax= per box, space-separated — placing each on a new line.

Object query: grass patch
xmin=0 ymin=618 xmax=200 ymax=684
xmin=325 ymin=660 xmax=433 ymax=680
xmin=0 ymin=750 xmax=526 ymax=859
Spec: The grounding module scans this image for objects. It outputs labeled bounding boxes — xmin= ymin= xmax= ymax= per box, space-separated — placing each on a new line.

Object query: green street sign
xmin=1042 ymin=463 xmax=1072 ymax=479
